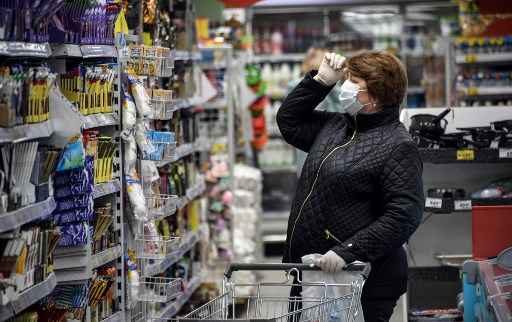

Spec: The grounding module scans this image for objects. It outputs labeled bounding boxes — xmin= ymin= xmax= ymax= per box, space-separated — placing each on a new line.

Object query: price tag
xmin=499 ymin=148 xmax=512 ymax=159
xmin=457 ymin=149 xmax=475 ymax=161
xmin=425 ymin=197 xmax=443 ymax=209
xmin=467 ymin=87 xmax=479 ymax=96
xmin=454 ymin=200 xmax=472 ymax=211
xmin=465 ymin=54 xmax=477 ymax=63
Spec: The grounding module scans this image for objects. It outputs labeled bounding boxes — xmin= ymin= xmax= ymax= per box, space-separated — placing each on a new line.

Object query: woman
xmin=277 ymin=51 xmax=424 ymax=322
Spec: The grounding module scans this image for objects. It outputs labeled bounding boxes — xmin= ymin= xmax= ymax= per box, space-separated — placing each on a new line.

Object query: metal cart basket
xmin=174 ymin=262 xmax=369 ymax=322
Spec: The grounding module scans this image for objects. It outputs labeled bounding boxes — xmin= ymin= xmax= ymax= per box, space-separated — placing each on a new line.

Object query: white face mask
xmin=338 ymin=79 xmax=371 ymax=115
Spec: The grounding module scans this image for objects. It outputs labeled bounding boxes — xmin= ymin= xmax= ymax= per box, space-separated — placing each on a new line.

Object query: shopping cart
xmin=175 ymin=262 xmax=370 ymax=322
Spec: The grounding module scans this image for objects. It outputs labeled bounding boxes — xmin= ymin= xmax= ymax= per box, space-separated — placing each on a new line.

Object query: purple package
xmin=57 ymin=222 xmax=89 ymax=247
xmin=53 ymin=207 xmax=94 ymax=225
xmin=55 ymin=194 xmax=94 ymax=212
xmin=54 ymin=182 xmax=93 ymax=199
xmin=54 ymin=167 xmax=92 ymax=187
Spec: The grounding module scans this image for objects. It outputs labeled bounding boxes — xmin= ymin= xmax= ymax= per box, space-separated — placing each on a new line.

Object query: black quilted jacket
xmin=277 ymin=71 xmax=424 ymax=265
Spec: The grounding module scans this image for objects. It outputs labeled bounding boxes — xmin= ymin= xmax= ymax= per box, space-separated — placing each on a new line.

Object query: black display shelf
xmin=419 ymin=148 xmax=512 ymax=164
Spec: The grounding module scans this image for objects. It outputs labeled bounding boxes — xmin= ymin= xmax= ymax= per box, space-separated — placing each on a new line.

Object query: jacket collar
xmin=349 ymin=105 xmax=400 ymax=132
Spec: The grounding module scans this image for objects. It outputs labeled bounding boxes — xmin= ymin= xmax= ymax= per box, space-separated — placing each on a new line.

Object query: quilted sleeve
xmin=276 ymin=71 xmax=337 ymax=152
xmin=332 ymin=141 xmax=424 ymax=263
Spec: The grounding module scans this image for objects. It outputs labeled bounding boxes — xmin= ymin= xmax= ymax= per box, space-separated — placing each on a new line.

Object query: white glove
xmin=315 ymin=250 xmax=346 ymax=273
xmin=313 ymin=53 xmax=346 ymax=86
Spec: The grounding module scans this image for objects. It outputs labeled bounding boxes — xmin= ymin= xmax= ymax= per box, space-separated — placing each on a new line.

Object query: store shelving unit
xmin=455 ymin=52 xmax=512 ymax=64
xmin=49 ymin=43 xmax=126 ymax=321
xmin=0 ymin=197 xmax=56 ymax=233
xmin=0 ymin=273 xmax=57 ymax=321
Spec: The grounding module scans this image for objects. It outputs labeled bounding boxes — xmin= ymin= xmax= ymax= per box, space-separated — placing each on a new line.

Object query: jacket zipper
xmin=288 ymin=117 xmax=358 ymax=259
xmin=325 ymin=229 xmax=343 ymax=244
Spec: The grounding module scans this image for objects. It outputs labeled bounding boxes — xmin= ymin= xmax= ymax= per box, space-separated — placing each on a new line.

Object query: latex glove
xmin=313 ymin=53 xmax=346 ymax=86
xmin=316 ymin=250 xmax=346 ymax=273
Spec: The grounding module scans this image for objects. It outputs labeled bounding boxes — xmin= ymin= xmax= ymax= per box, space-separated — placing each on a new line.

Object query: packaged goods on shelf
xmin=123 ymin=45 xmax=174 ymax=77
xmin=49 ymin=2 xmax=121 ymax=45
xmin=0 ymin=66 xmax=53 ymax=127
xmin=59 ymin=64 xmax=117 ymax=116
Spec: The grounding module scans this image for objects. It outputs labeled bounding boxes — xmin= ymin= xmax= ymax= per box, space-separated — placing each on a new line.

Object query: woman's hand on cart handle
xmin=224 ymin=261 xmax=369 ymax=279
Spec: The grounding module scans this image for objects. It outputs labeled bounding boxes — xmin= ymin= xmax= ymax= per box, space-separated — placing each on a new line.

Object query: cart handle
xmin=224 ymin=262 xmax=369 ymax=279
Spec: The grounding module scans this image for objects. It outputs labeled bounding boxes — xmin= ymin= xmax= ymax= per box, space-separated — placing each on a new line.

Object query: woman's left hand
xmin=316 ymin=250 xmax=346 ymax=273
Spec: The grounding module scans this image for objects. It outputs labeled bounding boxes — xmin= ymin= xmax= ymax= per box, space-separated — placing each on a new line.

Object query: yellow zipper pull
xmin=325 ymin=229 xmax=342 ymax=244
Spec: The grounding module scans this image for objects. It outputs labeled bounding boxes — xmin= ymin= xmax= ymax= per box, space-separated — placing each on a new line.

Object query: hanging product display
xmin=245 ymin=64 xmax=268 ymax=151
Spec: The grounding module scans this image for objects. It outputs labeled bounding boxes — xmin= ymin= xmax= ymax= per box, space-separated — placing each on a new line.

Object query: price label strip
xmin=454 ymin=200 xmax=472 ymax=211
xmin=499 ymin=148 xmax=512 ymax=159
xmin=425 ymin=197 xmax=443 ymax=209
xmin=465 ymin=54 xmax=477 ymax=63
xmin=457 ymin=149 xmax=475 ymax=161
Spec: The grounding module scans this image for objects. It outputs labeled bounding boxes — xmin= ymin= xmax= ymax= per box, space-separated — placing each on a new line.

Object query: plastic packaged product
xmin=57 ymin=222 xmax=90 ymax=247
xmin=141 ymin=160 xmax=160 ymax=183
xmin=127 ymin=256 xmax=140 ymax=302
xmin=126 ymin=175 xmax=148 ymax=221
xmin=122 ymin=90 xmax=137 ymax=131
xmin=54 ymin=167 xmax=91 ymax=187
xmin=127 ymin=74 xmax=152 ymax=118
xmin=55 ymin=194 xmax=94 ymax=212
xmin=53 ymin=207 xmax=95 ymax=225
xmin=135 ymin=121 xmax=156 ymax=156
xmin=56 ymin=135 xmax=86 ymax=172
xmin=54 ymin=181 xmax=93 ymax=199
xmin=124 ymin=136 xmax=138 ymax=176
xmin=124 ymin=136 xmax=138 ymax=177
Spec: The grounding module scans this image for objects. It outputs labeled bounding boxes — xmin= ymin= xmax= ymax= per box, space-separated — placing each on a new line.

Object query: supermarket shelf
xmin=457 ymin=85 xmax=512 ymax=96
xmin=0 ymin=41 xmax=51 ymax=58
xmin=51 ymin=44 xmax=117 ymax=59
xmin=174 ymin=50 xmax=202 ymax=61
xmin=0 ymin=197 xmax=56 ymax=233
xmin=261 ymin=165 xmax=296 ymax=173
xmin=91 ymin=245 xmax=123 ymax=269
xmin=194 ymin=137 xmax=213 ymax=152
xmin=408 ymin=86 xmax=425 ymax=95
xmin=81 ymin=113 xmax=120 ymax=129
xmin=0 ymin=273 xmax=57 ymax=320
xmin=173 ymin=96 xmax=208 ymax=110
xmin=0 ymin=120 xmax=54 ymax=143
xmin=200 ymin=62 xmax=227 ymax=69
xmin=250 ymin=53 xmax=305 ymax=63
xmin=100 ymin=311 xmax=124 ymax=322
xmin=143 ymin=231 xmax=200 ymax=277
xmin=9 ymin=273 xmax=57 ymax=317
xmin=419 ymin=148 xmax=512 ymax=163
xmin=185 ymin=178 xmax=207 ymax=201
xmin=94 ymin=179 xmax=121 ymax=199
xmin=455 ymin=52 xmax=512 ymax=64
xmin=154 ymin=275 xmax=202 ymax=319
xmin=203 ymin=98 xmax=228 ymax=110
xmin=155 ymin=143 xmax=195 ymax=167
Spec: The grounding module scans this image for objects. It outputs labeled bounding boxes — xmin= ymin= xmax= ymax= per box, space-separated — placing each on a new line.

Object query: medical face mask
xmin=338 ymin=79 xmax=371 ymax=115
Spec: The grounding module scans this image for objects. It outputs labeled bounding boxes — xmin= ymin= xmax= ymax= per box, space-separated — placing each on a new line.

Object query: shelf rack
xmin=0 ymin=197 xmax=56 ymax=234
xmin=49 ymin=41 xmax=126 ymax=322
xmin=0 ymin=273 xmax=57 ymax=322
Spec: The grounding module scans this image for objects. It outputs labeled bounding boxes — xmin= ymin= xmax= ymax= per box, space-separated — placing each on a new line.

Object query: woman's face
xmin=348 ymin=73 xmax=380 ymax=113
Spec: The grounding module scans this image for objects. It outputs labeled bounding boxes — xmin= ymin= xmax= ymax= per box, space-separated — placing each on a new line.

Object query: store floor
xmin=260 ymin=258 xmax=405 ymax=322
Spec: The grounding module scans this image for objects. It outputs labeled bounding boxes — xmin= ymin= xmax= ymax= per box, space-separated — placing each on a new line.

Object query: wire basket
xmin=138 ymin=276 xmax=182 ymax=303
xmin=151 ymin=90 xmax=176 ymax=120
xmin=143 ymin=131 xmax=177 ymax=161
xmin=145 ymin=194 xmax=179 ymax=220
xmin=135 ymin=234 xmax=182 ymax=260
